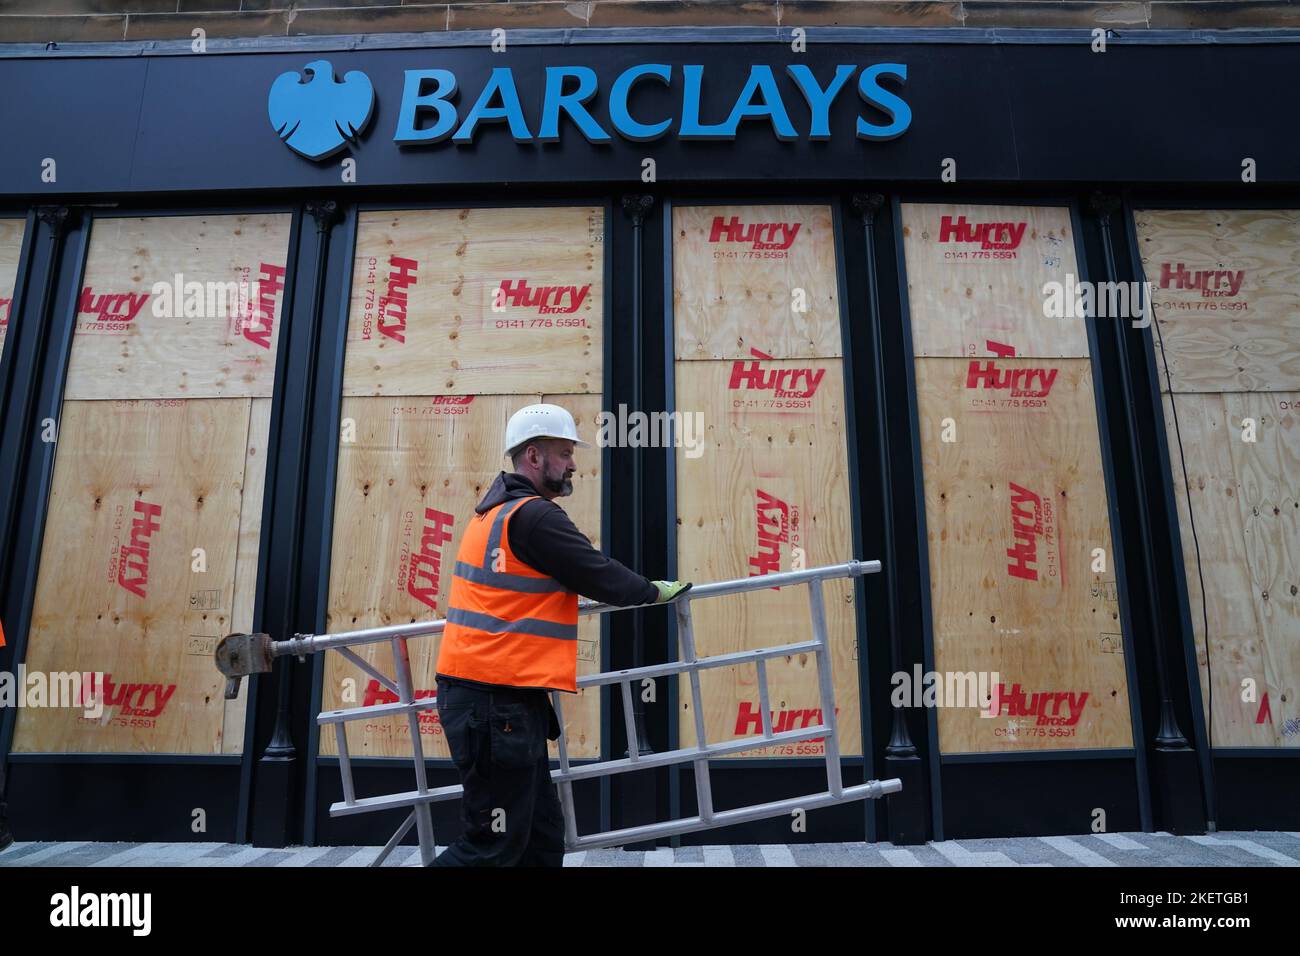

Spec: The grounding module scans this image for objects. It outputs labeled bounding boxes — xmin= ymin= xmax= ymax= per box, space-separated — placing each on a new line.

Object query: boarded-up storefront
xmin=13 ymin=214 xmax=290 ymax=754
xmin=1135 ymin=209 xmax=1300 ymax=749
xmin=3 ymin=31 xmax=1296 ymax=847
xmin=672 ymin=204 xmax=859 ymax=758
xmin=901 ymin=203 xmax=1133 ymax=753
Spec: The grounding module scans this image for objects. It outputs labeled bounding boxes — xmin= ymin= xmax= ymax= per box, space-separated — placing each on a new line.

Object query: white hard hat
xmin=504 ymin=403 xmax=591 ymax=457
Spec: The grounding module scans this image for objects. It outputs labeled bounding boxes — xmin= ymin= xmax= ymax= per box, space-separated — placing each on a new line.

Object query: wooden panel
xmin=320 ymin=393 xmax=603 ymax=759
xmin=1136 ymin=209 xmax=1300 ymax=393
xmin=914 ymin=358 xmax=1133 ymax=752
xmin=672 ymin=204 xmax=842 ymax=361
xmin=0 ymin=217 xmax=27 ymax=360
xmin=674 ymin=359 xmax=859 ymax=757
xmin=1140 ymin=209 xmax=1300 ymax=749
xmin=13 ymin=399 xmax=252 ymax=754
xmin=65 ymin=214 xmax=292 ymax=400
xmin=1162 ymin=392 xmax=1300 ymax=747
xmin=342 ymin=207 xmax=602 ymax=397
xmin=901 ymin=203 xmax=1087 ymax=359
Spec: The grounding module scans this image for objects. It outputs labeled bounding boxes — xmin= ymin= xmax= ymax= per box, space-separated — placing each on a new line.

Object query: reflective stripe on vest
xmin=435 ymin=496 xmax=580 ymax=692
xmin=445 ymin=608 xmax=575 ymax=640
xmin=461 ymin=498 xmax=571 ymax=604
xmin=453 ymin=561 xmax=567 ymax=594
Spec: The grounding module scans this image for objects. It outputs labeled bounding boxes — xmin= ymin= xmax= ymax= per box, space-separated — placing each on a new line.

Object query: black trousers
xmin=430 ymin=678 xmax=566 ymax=867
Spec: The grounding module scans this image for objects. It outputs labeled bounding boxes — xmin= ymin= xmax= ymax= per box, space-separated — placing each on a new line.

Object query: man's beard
xmin=543 ymin=471 xmax=573 ymax=497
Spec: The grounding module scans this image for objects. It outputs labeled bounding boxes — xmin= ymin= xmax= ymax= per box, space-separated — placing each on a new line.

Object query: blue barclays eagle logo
xmin=268 ymin=60 xmax=375 ymax=161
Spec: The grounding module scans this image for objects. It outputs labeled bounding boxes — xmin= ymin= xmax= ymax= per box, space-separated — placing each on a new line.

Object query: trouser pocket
xmin=438 ymin=704 xmax=482 ymax=772
xmin=488 ymin=701 xmax=545 ymax=770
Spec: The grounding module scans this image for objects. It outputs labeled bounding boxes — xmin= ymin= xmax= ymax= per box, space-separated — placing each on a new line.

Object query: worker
xmin=431 ymin=403 xmax=690 ymax=867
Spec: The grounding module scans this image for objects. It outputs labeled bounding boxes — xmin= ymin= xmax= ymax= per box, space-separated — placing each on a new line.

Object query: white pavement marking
xmin=702 ymin=845 xmax=735 ymax=867
xmin=396 ymin=846 xmax=446 ymax=867
xmin=1092 ymin=833 xmax=1148 ymax=851
xmin=9 ymin=842 xmax=92 ymax=866
xmin=276 ymin=846 xmax=335 ymax=867
xmin=335 ymin=847 xmax=381 ymax=867
xmin=931 ymin=841 xmax=1019 ymax=866
xmin=562 ymin=851 xmax=587 ymax=867
xmin=138 ymin=842 xmax=225 ymax=865
xmin=760 ymin=845 xmax=797 ymax=867
xmin=181 ymin=850 xmax=234 ymax=867
xmin=881 ymin=848 xmax=921 ymax=867
xmin=1040 ymin=835 xmax=1118 ymax=867
xmin=643 ymin=848 xmax=675 ymax=867
xmin=89 ymin=843 xmax=173 ymax=867
xmin=1188 ymin=835 xmax=1296 ymax=865
xmin=210 ymin=846 xmax=280 ymax=867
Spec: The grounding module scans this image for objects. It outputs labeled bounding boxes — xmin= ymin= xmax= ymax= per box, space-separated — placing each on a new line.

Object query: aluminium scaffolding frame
xmin=216 ymin=559 xmax=901 ymax=865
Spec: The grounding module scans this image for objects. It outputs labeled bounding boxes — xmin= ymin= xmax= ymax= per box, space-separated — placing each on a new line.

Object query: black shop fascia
xmin=1 ymin=33 xmax=1298 ymax=196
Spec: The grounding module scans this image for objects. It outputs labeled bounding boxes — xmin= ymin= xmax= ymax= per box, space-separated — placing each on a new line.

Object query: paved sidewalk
xmin=2 ymin=831 xmax=1298 ymax=867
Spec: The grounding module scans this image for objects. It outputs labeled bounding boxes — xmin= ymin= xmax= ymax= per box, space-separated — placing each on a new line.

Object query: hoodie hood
xmin=476 ymin=471 xmax=546 ymax=514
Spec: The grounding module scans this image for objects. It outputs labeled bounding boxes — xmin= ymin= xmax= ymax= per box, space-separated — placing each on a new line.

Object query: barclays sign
xmin=268 ymin=59 xmax=911 ymax=161
xmin=269 ymin=60 xmax=377 ymax=160
xmin=2 ymin=41 xmax=1285 ymax=195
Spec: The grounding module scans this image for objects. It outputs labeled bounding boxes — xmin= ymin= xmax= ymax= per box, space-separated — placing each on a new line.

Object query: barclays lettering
xmin=393 ymin=63 xmax=910 ymax=146
xmin=269 ymin=60 xmax=911 ymax=161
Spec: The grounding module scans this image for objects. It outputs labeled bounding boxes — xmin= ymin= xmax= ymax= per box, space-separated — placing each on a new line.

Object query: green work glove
xmin=652 ymin=580 xmax=693 ymax=603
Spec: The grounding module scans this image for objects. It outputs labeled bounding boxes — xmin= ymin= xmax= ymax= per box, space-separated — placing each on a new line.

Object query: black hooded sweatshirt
xmin=471 ymin=471 xmax=657 ymax=606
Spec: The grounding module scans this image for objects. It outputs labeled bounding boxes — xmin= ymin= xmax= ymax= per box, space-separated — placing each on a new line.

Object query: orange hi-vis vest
xmin=436 ymin=496 xmax=579 ymax=692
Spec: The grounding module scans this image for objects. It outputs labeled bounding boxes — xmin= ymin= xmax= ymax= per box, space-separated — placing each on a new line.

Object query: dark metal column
xmin=1090 ymin=193 xmax=1205 ymax=834
xmin=0 ymin=208 xmax=64 ymax=638
xmin=621 ymin=193 xmax=655 ymax=759
xmin=0 ymin=206 xmax=80 ymax=832
xmin=615 ymin=193 xmax=659 ymax=848
xmin=852 ymin=194 xmax=927 ymax=845
xmin=249 ymin=200 xmax=341 ymax=847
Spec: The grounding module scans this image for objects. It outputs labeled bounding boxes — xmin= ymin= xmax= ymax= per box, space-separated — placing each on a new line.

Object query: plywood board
xmin=13 ymin=399 xmax=254 ymax=754
xmin=914 ymin=357 xmax=1133 ymax=752
xmin=1162 ymin=392 xmax=1300 ymax=747
xmin=64 ymin=214 xmax=292 ymax=400
xmin=674 ymin=358 xmax=859 ymax=757
xmin=1136 ymin=209 xmax=1300 ymax=393
xmin=0 ymin=217 xmax=27 ymax=361
xmin=901 ymin=203 xmax=1088 ymax=359
xmin=320 ymin=393 xmax=604 ymax=759
xmin=342 ymin=207 xmax=602 ymax=397
xmin=673 ymin=204 xmax=842 ymax=361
